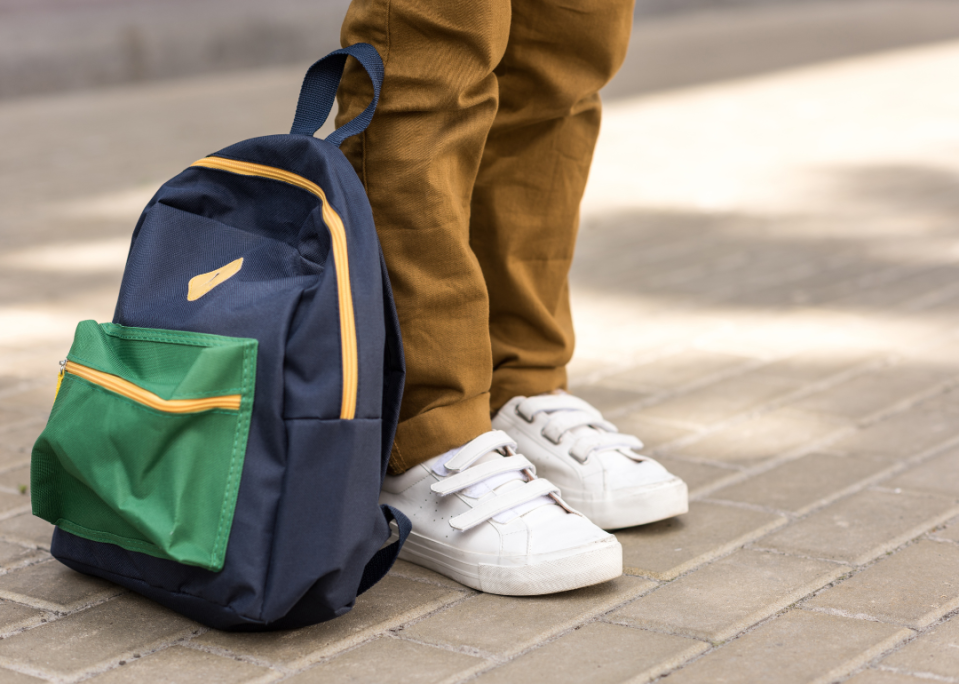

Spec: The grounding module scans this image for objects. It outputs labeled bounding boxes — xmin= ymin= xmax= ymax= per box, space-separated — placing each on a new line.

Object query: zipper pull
xmin=55 ymin=359 xmax=66 ymax=400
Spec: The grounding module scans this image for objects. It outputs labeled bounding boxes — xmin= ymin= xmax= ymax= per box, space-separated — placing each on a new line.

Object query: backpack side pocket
xmin=31 ymin=321 xmax=257 ymax=571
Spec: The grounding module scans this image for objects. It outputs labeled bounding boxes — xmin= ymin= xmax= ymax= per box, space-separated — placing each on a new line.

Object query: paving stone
xmin=670 ymin=408 xmax=844 ymax=464
xmin=931 ymin=516 xmax=959 ymax=543
xmin=665 ymin=610 xmax=912 ymax=684
xmin=807 ymin=540 xmax=959 ymax=629
xmin=760 ymin=489 xmax=959 ymax=565
xmin=611 ymin=550 xmax=844 ymax=642
xmin=0 ymin=465 xmax=30 ymax=497
xmin=0 ymin=515 xmax=54 ymax=550
xmin=0 ymin=668 xmax=45 ymax=683
xmin=0 ymin=387 xmax=55 ymax=421
xmin=89 ymin=645 xmax=278 ymax=684
xmin=829 ymin=403 xmax=959 ymax=462
xmin=881 ymin=615 xmax=959 ymax=680
xmin=617 ymin=502 xmax=786 ymax=580
xmin=647 ymin=455 xmax=740 ymax=498
xmin=729 ymin=347 xmax=871 ymax=380
xmin=612 ymin=414 xmax=697 ymax=452
xmin=401 ymin=576 xmax=654 ymax=658
xmin=473 ymin=622 xmax=707 ymax=684
xmin=193 ymin=575 xmax=464 ymax=669
xmin=641 ymin=372 xmax=801 ymax=426
xmin=0 ymin=594 xmax=199 ymax=680
xmin=601 ymin=349 xmax=755 ymax=393
xmin=789 ymin=366 xmax=946 ymax=421
xmin=387 ymin=560 xmax=471 ymax=591
xmin=285 ymin=638 xmax=483 ymax=684
xmin=568 ymin=384 xmax=649 ymax=415
xmin=0 ymin=601 xmax=46 ymax=636
xmin=709 ymin=453 xmax=893 ymax=514
xmin=0 ymin=560 xmax=121 ymax=612
xmin=0 ymin=465 xmax=31 ymax=519
xmin=884 ymin=444 xmax=959 ymax=498
xmin=0 ymin=423 xmax=42 ymax=471
xmin=843 ymin=671 xmax=930 ymax=684
xmin=0 ymin=542 xmax=46 ymax=570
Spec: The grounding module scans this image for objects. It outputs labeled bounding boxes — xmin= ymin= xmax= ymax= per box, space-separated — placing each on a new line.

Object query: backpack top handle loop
xmin=290 ymin=43 xmax=384 ymax=148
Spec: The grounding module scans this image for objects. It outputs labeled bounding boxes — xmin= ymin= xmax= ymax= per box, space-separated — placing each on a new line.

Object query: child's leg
xmin=336 ymin=0 xmax=511 ymax=474
xmin=469 ymin=0 xmax=635 ymax=411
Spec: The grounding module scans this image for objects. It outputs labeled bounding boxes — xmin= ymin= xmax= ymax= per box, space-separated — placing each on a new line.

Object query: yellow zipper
xmin=64 ymin=361 xmax=241 ymax=413
xmin=190 ymin=156 xmax=358 ymax=420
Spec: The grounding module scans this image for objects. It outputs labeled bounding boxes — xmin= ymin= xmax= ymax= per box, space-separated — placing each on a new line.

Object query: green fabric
xmin=31 ymin=321 xmax=257 ymax=571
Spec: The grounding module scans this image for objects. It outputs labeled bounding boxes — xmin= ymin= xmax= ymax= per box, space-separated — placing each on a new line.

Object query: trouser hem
xmin=390 ymin=393 xmax=493 ymax=475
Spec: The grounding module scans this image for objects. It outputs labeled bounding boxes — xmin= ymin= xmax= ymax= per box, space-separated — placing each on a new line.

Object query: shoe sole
xmin=397 ymin=533 xmax=623 ymax=596
xmin=564 ymin=477 xmax=689 ymax=530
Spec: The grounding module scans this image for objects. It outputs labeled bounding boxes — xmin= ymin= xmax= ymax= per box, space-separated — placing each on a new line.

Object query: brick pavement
xmin=1 ymin=30 xmax=959 ymax=684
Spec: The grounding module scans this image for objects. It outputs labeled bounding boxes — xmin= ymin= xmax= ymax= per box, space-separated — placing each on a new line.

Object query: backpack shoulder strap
xmin=290 ymin=43 xmax=383 ymax=148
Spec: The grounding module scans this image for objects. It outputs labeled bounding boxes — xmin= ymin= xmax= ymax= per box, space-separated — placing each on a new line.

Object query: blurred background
xmin=3 ymin=0 xmax=959 ymax=99
xmin=2 ymin=4 xmax=959 ymax=679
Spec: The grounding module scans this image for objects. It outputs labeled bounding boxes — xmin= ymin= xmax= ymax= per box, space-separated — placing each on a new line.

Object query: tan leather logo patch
xmin=187 ymin=257 xmax=243 ymax=301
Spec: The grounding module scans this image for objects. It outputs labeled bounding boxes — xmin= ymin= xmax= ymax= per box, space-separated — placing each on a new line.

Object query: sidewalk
xmin=1 ymin=19 xmax=959 ymax=684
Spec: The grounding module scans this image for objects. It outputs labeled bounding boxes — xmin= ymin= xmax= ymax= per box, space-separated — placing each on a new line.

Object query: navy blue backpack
xmin=32 ymin=44 xmax=411 ymax=631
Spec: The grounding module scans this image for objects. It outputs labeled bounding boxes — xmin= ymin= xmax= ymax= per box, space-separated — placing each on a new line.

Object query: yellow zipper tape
xmin=65 ymin=361 xmax=241 ymax=413
xmin=190 ymin=156 xmax=358 ymax=420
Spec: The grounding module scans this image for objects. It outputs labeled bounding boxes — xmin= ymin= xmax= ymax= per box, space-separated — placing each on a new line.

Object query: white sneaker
xmin=492 ymin=394 xmax=688 ymax=530
xmin=380 ymin=430 xmax=622 ymax=595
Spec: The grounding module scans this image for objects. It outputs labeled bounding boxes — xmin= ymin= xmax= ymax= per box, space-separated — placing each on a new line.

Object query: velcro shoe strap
xmin=517 ymin=394 xmax=601 ymax=421
xmin=431 ymin=456 xmax=535 ymax=496
xmin=569 ymin=434 xmax=645 ymax=462
xmin=449 ymin=478 xmax=560 ymax=531
xmin=541 ymin=410 xmax=619 ymax=444
xmin=445 ymin=430 xmax=517 ymax=472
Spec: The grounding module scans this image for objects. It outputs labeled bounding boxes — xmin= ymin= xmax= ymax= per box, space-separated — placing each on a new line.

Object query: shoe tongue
xmin=466 ymin=451 xmax=525 ymax=497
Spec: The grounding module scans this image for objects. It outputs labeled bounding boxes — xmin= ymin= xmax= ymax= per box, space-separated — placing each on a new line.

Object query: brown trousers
xmin=336 ymin=0 xmax=634 ymax=474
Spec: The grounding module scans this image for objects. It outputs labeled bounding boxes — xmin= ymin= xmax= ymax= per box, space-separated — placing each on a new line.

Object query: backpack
xmin=29 ymin=43 xmax=410 ymax=631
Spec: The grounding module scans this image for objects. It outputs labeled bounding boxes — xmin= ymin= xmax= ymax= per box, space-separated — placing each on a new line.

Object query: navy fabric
xmin=50 ymin=44 xmax=409 ymax=631
xmin=290 ymin=43 xmax=383 ymax=147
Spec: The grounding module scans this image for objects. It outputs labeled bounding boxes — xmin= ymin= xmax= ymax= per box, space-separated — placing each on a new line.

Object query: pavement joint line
xmin=874 ymin=665 xmax=959 ymax=684
xmin=628 ymin=562 xmax=848 ymax=645
xmin=387 ymin=629 xmax=502 ymax=666
xmin=701 ymin=435 xmax=959 ymax=515
xmin=703 ymin=457 xmax=904 ymax=518
xmin=439 ymin=600 xmax=706 ymax=684
xmin=764 ymin=499 xmax=959 ymax=568
xmin=0 ymin=578 xmax=127 ymax=617
xmin=801 ymin=604 xmax=922 ymax=628
xmin=0 ymin=505 xmax=34 ymax=524
xmin=404 ymin=577 xmax=665 ymax=672
xmin=0 ymin=608 xmax=51 ymax=640
xmin=0 ymin=551 xmax=53 ymax=579
xmin=603 ymin=355 xmax=773 ymax=421
xmin=668 ymin=369 xmax=959 ymax=501
xmin=57 ymin=628 xmax=209 ymax=684
xmin=647 ymin=355 xmax=895 ymax=456
xmin=790 ymin=535 xmax=956 ymax=614
xmin=0 ymin=532 xmax=52 ymax=552
xmin=180 ymin=638 xmax=295 ymax=675
xmin=210 ymin=587 xmax=480 ymax=675
xmin=696 ymin=496 xmax=801 ymax=519
xmin=623 ymin=511 xmax=790 ymax=583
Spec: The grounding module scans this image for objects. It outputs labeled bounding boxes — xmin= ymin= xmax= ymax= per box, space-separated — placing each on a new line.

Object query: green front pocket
xmin=31 ymin=321 xmax=257 ymax=571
